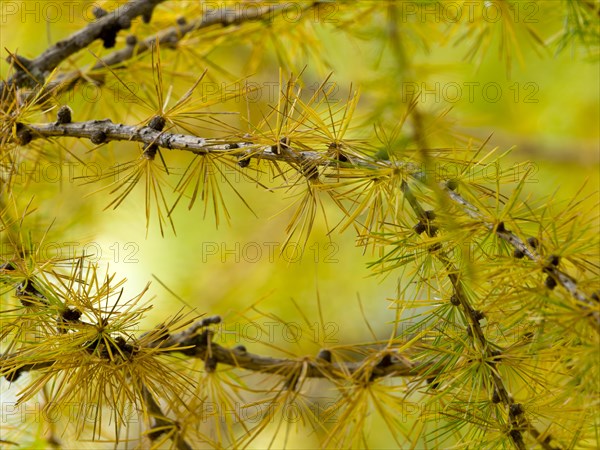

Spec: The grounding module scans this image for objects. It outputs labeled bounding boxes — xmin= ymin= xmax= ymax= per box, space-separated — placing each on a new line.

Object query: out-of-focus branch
xmin=1 ymin=316 xmax=430 ymax=383
xmin=152 ymin=317 xmax=425 ymax=380
xmin=1 ymin=0 xmax=166 ymax=93
xmin=142 ymin=385 xmax=193 ymax=450
xmin=23 ymin=2 xmax=317 ymax=100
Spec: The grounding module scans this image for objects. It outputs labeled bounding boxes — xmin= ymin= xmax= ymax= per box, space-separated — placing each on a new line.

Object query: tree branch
xmin=142 ymin=385 xmax=193 ymax=450
xmin=152 ymin=318 xmax=426 ymax=380
xmin=14 ymin=118 xmax=599 ymax=332
xmin=1 ymin=316 xmax=432 ymax=384
xmin=401 ymin=180 xmax=562 ymax=450
xmin=19 ymin=119 xmax=328 ymax=170
xmin=1 ymin=0 xmax=166 ymax=93
xmin=17 ymin=2 xmax=316 ymax=101
xmin=444 ymin=186 xmax=600 ymax=331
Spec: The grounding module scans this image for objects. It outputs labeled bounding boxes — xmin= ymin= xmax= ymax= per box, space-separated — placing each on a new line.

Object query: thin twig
xmin=142 ymin=384 xmax=193 ymax=450
xmin=444 ymin=186 xmax=600 ymax=330
xmin=401 ymin=180 xmax=562 ymax=450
